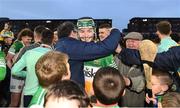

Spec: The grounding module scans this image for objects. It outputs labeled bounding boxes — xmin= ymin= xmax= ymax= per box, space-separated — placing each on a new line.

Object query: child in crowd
xmin=29 ymin=51 xmax=71 ymax=107
xmin=93 ymin=67 xmax=125 ymax=108
xmin=44 ymin=80 xmax=90 ymax=108
xmin=146 ymin=69 xmax=173 ymax=107
xmin=160 ymin=92 xmax=180 ymax=107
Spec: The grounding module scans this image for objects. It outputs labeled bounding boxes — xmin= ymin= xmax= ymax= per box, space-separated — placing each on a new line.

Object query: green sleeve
xmin=0 ymin=52 xmax=6 ymax=81
xmin=8 ymin=41 xmax=23 ymax=55
xmin=0 ymin=67 xmax=6 ymax=81
xmin=11 ymin=51 xmax=27 ymax=78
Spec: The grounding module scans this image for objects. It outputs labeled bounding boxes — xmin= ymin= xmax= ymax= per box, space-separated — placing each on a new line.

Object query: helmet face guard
xmin=77 ymin=19 xmax=95 ymax=29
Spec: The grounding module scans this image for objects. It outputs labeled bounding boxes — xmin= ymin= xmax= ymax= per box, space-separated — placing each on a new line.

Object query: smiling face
xmin=77 ymin=18 xmax=96 ymax=42
xmin=21 ymin=36 xmax=33 ymax=46
xmin=125 ymin=38 xmax=141 ymax=49
xmin=78 ymin=27 xmax=95 ymax=42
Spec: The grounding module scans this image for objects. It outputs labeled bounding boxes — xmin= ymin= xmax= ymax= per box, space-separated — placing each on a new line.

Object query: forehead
xmin=22 ymin=35 xmax=33 ymax=39
xmin=78 ymin=27 xmax=93 ymax=31
xmin=151 ymin=76 xmax=161 ymax=83
xmin=99 ymin=28 xmax=109 ymax=32
xmin=4 ymin=23 xmax=9 ymax=27
xmin=126 ymin=38 xmax=141 ymax=41
xmin=46 ymin=97 xmax=80 ymax=108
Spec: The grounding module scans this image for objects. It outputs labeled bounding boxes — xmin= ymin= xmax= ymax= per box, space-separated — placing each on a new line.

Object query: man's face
xmin=21 ymin=36 xmax=33 ymax=46
xmin=78 ymin=27 xmax=94 ymax=42
xmin=126 ymin=39 xmax=141 ymax=49
xmin=99 ymin=28 xmax=110 ymax=41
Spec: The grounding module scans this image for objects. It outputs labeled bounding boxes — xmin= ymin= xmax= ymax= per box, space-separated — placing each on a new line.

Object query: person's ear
xmin=169 ymin=30 xmax=172 ymax=35
xmin=122 ymin=89 xmax=126 ymax=96
xmin=156 ymin=31 xmax=160 ymax=35
xmin=161 ymin=85 xmax=169 ymax=92
xmin=62 ymin=75 xmax=68 ymax=80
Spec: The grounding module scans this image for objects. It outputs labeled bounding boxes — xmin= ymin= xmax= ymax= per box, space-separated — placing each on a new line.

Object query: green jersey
xmin=0 ymin=29 xmax=14 ymax=41
xmin=84 ymin=54 xmax=117 ymax=95
xmin=8 ymin=40 xmax=24 ymax=55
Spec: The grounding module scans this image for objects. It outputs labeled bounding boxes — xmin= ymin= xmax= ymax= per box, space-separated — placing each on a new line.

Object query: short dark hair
xmin=99 ymin=23 xmax=111 ymax=29
xmin=41 ymin=28 xmax=53 ymax=45
xmin=156 ymin=21 xmax=171 ymax=35
xmin=93 ymin=67 xmax=125 ymax=105
xmin=34 ymin=25 xmax=46 ymax=36
xmin=57 ymin=21 xmax=76 ymax=39
xmin=44 ymin=80 xmax=90 ymax=107
xmin=17 ymin=28 xmax=33 ymax=41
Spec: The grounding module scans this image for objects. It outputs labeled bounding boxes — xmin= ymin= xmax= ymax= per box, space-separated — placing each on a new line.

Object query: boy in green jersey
xmin=29 ymin=51 xmax=70 ymax=108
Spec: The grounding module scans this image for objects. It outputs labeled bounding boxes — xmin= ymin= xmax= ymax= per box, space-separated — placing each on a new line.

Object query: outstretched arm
xmin=118 ymin=46 xmax=180 ymax=72
xmin=56 ymin=29 xmax=121 ymax=61
xmin=154 ymin=46 xmax=180 ymax=72
xmin=118 ymin=48 xmax=141 ymax=66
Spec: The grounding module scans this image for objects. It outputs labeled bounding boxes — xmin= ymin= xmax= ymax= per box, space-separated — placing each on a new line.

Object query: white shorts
xmin=10 ymin=75 xmax=24 ymax=93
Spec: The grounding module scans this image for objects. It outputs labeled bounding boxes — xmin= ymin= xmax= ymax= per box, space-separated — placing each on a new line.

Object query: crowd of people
xmin=0 ymin=17 xmax=180 ymax=108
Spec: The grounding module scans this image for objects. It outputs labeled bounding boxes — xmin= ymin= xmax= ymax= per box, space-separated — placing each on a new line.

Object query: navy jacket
xmin=119 ymin=46 xmax=180 ymax=72
xmin=55 ymin=29 xmax=121 ymax=87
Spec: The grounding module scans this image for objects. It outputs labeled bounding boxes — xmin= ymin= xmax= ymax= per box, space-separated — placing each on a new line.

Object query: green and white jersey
xmin=84 ymin=54 xmax=117 ymax=95
xmin=0 ymin=51 xmax=6 ymax=81
xmin=0 ymin=30 xmax=14 ymax=41
xmin=29 ymin=86 xmax=46 ymax=108
xmin=8 ymin=40 xmax=24 ymax=55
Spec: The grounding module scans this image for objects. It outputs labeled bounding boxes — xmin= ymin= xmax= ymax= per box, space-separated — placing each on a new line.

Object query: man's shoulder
xmin=58 ymin=37 xmax=78 ymax=43
xmin=56 ymin=37 xmax=81 ymax=47
xmin=25 ymin=43 xmax=40 ymax=50
xmin=24 ymin=46 xmax=41 ymax=55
